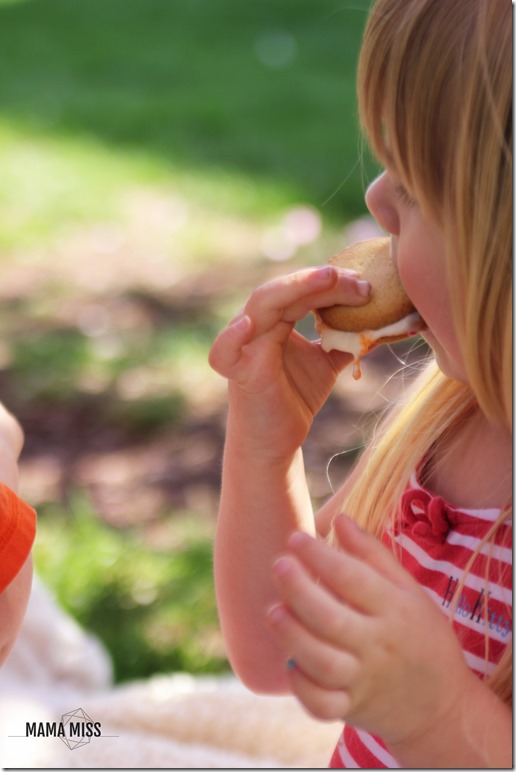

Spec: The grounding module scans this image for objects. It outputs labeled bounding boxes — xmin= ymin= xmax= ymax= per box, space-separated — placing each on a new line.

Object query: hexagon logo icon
xmin=59 ymin=708 xmax=95 ymax=750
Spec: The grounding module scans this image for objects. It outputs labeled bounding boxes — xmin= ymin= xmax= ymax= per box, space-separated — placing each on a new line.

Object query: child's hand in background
xmin=0 ymin=403 xmax=24 ymax=490
xmin=267 ymin=515 xmax=475 ymax=749
xmin=209 ymin=267 xmax=370 ymax=461
xmin=0 ymin=403 xmax=23 ymax=458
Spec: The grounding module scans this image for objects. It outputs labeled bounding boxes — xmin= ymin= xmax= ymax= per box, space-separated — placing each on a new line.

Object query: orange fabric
xmin=0 ymin=484 xmax=36 ymax=594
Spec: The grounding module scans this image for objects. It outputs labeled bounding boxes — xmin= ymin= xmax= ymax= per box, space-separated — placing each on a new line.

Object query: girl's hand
xmin=267 ymin=515 xmax=474 ymax=748
xmin=209 ymin=266 xmax=370 ymax=460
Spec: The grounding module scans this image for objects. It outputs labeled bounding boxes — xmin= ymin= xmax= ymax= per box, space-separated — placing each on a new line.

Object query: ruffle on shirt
xmin=393 ymin=472 xmax=505 ymax=548
xmin=397 ymin=486 xmax=453 ymax=545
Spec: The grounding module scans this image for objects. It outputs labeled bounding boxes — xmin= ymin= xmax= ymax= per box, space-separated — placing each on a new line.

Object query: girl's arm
xmin=210 ymin=266 xmax=370 ymax=693
xmin=215 ymin=442 xmax=313 ymax=693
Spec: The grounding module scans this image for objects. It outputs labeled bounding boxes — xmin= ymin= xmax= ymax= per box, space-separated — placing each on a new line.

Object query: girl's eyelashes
xmin=392 ymin=181 xmax=417 ymax=208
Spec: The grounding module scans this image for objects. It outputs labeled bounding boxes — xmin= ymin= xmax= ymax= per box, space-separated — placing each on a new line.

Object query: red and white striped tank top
xmin=330 ymin=471 xmax=512 ymax=769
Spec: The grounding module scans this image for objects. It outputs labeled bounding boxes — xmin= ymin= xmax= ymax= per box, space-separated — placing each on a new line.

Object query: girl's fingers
xmin=271 ymin=555 xmax=368 ymax=652
xmin=244 ymin=267 xmax=370 ymax=337
xmin=286 ymin=662 xmax=353 ymax=723
xmin=267 ymin=603 xmax=359 ymax=692
xmin=244 ymin=266 xmax=335 ymax=336
xmin=209 ymin=266 xmax=371 ymax=379
xmin=283 ymin=531 xmax=393 ymax=616
xmin=332 ymin=515 xmax=417 ymax=590
xmin=208 ymin=314 xmax=254 ymax=377
xmin=280 ymin=273 xmax=371 ymax=324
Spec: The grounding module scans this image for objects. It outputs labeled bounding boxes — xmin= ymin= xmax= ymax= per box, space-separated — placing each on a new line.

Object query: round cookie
xmin=318 ymin=237 xmax=415 ymax=332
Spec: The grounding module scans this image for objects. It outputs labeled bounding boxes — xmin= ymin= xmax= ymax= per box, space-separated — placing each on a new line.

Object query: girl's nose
xmin=365 ymin=172 xmax=400 ymax=236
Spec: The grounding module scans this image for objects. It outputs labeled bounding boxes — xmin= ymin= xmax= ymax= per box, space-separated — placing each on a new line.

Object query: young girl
xmin=209 ymin=0 xmax=512 ymax=766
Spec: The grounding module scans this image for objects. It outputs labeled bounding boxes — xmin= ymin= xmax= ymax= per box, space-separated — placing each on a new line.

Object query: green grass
xmin=0 ymin=0 xmax=376 ymax=250
xmin=7 ymin=317 xmax=217 ymax=403
xmin=34 ymin=495 xmax=226 ymax=681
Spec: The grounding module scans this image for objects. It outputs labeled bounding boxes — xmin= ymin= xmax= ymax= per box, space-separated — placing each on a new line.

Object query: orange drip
xmin=352 ymin=333 xmax=375 ymax=380
xmin=352 ymin=358 xmax=362 ymax=380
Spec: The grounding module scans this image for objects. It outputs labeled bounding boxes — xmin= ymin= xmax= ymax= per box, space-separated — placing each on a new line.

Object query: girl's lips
xmin=418 ymin=323 xmax=431 ymax=342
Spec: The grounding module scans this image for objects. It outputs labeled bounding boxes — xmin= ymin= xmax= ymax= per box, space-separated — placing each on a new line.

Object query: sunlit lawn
xmin=0 ymin=0 xmax=376 ymax=681
xmin=0 ymin=0 xmax=376 ymax=249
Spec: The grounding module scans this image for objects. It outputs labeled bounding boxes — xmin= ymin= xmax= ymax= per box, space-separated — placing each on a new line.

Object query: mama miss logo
xmin=10 ymin=707 xmax=118 ymax=750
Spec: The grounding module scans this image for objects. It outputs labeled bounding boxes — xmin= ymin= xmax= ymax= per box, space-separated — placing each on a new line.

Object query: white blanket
xmin=0 ymin=578 xmax=341 ymax=768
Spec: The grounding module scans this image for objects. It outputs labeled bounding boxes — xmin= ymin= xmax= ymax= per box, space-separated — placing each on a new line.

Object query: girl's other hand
xmin=267 ymin=515 xmax=474 ymax=748
xmin=209 ymin=267 xmax=370 ymax=461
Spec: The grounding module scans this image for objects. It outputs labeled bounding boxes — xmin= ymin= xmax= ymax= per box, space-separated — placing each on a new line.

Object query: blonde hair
xmin=341 ymin=0 xmax=512 ymax=702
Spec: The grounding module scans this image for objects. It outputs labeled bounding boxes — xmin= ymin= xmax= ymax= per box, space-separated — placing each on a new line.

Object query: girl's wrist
xmin=225 ymin=406 xmax=307 ymax=467
xmin=224 ymin=430 xmax=303 ymax=471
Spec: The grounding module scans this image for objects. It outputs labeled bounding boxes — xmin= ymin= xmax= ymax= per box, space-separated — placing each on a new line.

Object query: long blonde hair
xmin=341 ymin=0 xmax=512 ymax=702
